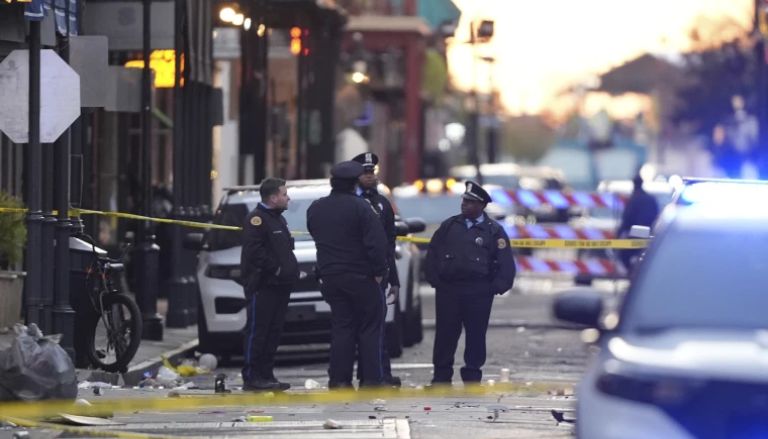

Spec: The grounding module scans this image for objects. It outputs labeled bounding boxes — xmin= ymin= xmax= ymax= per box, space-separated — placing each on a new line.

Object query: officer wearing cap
xmin=307 ymin=161 xmax=389 ymax=388
xmin=425 ymin=181 xmax=517 ymax=385
xmin=352 ymin=152 xmax=402 ymax=387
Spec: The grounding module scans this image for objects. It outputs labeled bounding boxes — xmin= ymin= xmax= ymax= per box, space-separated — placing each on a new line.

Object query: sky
xmin=446 ymin=0 xmax=753 ymax=116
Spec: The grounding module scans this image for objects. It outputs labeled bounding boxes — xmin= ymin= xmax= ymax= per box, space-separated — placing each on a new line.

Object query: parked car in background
xmin=555 ymin=179 xmax=768 ymax=438
xmin=191 ymin=180 xmax=424 ymax=361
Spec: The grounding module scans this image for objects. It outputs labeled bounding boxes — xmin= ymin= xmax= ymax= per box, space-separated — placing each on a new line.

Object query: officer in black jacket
xmin=240 ymin=177 xmax=299 ymax=391
xmin=425 ymin=181 xmax=516 ymax=384
xmin=352 ymin=152 xmax=401 ymax=386
xmin=307 ymin=161 xmax=389 ymax=388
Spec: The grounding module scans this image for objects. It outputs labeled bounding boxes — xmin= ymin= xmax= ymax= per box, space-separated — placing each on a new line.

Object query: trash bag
xmin=0 ymin=323 xmax=77 ymax=401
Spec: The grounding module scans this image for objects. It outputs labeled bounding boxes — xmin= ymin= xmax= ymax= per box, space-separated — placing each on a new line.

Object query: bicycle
xmin=75 ymin=233 xmax=142 ymax=373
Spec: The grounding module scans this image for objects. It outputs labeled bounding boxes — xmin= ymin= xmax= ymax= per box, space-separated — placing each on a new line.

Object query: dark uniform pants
xmin=321 ymin=273 xmax=384 ymax=387
xmin=432 ymin=289 xmax=494 ymax=383
xmin=357 ymin=283 xmax=393 ymax=381
xmin=242 ymin=286 xmax=291 ymax=383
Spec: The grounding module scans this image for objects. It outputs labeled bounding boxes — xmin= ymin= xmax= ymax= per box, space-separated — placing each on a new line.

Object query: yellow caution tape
xmin=397 ymin=235 xmax=647 ymax=249
xmin=0 ymin=381 xmax=557 ymax=420
xmin=0 ymin=207 xmax=648 ymax=249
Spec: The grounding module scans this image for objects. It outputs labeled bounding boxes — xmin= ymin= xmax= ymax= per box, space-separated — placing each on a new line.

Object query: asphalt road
xmin=5 ymin=279 xmax=619 ymax=439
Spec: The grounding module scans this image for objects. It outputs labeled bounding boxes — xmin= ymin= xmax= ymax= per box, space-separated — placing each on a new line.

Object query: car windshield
xmin=482 ymin=174 xmax=520 ymax=189
xmin=394 ymin=193 xmax=461 ymax=225
xmin=207 ymin=197 xmax=316 ymax=250
xmin=622 ymin=225 xmax=768 ymax=332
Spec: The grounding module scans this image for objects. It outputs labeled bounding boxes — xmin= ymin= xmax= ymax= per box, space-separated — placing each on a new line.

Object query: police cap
xmin=331 ymin=161 xmax=365 ymax=179
xmin=352 ymin=152 xmax=379 ymax=170
xmin=462 ymin=180 xmax=492 ymax=204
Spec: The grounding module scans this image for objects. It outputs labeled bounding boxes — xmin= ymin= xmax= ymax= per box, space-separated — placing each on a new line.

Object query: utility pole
xmin=132 ymin=0 xmax=164 ymax=340
xmin=24 ymin=20 xmax=44 ymax=329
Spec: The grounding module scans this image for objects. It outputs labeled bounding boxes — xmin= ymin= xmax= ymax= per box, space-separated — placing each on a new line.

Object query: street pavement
xmin=3 ymin=278 xmax=627 ymax=438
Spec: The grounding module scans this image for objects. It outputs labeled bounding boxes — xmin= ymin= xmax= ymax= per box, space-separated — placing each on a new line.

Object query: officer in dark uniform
xmin=425 ymin=181 xmax=517 ymax=385
xmin=616 ymin=174 xmax=660 ymax=271
xmin=352 ymin=152 xmax=401 ymax=386
xmin=240 ymin=177 xmax=299 ymax=391
xmin=307 ymin=161 xmax=389 ymax=388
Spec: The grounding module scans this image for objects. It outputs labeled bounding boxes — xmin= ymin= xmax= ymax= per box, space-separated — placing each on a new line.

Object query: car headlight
xmin=205 ymin=265 xmax=241 ymax=280
xmin=596 ymin=360 xmax=705 ymax=406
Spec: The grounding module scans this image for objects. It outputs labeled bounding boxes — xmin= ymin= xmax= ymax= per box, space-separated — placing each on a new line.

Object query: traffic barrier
xmin=507 ymin=224 xmax=615 ymax=240
xmin=515 ymin=255 xmax=622 ymax=276
xmin=504 ymin=189 xmax=626 ymax=210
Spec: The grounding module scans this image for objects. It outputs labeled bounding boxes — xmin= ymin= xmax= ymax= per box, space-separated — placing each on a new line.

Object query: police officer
xmin=240 ymin=177 xmax=298 ymax=391
xmin=616 ymin=173 xmax=659 ymax=271
xmin=352 ymin=152 xmax=401 ymax=387
xmin=307 ymin=161 xmax=389 ymax=388
xmin=425 ymin=181 xmax=516 ymax=385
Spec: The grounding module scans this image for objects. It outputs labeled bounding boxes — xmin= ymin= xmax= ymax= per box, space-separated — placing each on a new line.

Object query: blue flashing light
xmin=679 ymin=181 xmax=768 ymax=207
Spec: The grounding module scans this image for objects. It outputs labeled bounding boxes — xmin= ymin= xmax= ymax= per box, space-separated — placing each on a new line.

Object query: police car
xmin=192 ymin=180 xmax=424 ymax=360
xmin=554 ymin=179 xmax=768 ymax=438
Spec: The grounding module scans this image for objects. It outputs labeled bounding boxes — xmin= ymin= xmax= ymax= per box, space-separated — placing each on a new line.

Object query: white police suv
xmin=192 ymin=180 xmax=424 ymax=360
xmin=555 ymin=179 xmax=768 ymax=439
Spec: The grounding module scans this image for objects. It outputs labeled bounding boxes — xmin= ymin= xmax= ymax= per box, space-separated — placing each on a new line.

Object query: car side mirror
xmin=183 ymin=232 xmax=206 ymax=251
xmin=553 ymin=287 xmax=604 ymax=327
xmin=395 ymin=221 xmax=410 ymax=236
xmin=629 ymin=225 xmax=651 ymax=239
xmin=405 ymin=217 xmax=426 ymax=234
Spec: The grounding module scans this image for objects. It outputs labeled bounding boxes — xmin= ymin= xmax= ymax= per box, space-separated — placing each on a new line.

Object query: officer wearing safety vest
xmin=425 ymin=181 xmax=516 ymax=385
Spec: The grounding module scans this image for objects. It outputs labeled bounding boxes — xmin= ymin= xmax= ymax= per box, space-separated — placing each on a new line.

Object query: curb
xmin=422 ymin=319 xmax=582 ymax=331
xmin=122 ymin=338 xmax=200 ymax=386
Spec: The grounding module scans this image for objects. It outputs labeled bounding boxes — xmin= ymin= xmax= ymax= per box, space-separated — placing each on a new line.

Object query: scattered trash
xmin=214 ymin=374 xmax=230 ymax=393
xmin=167 ymin=390 xmax=181 ymax=398
xmin=93 ymin=387 xmax=103 ymax=396
xmin=1 ymin=420 xmax=17 ymax=428
xmin=12 ymin=431 xmax=29 ymax=439
xmin=323 ymin=419 xmax=342 ymax=430
xmin=246 ymin=415 xmax=273 ymax=422
xmin=499 ymin=368 xmax=510 ymax=382
xmin=374 ymin=406 xmax=387 ymax=412
xmin=368 ymin=415 xmax=377 ymax=420
xmin=232 ymin=416 xmax=247 ymax=423
xmin=370 ymin=399 xmax=386 ymax=406
xmin=551 ymin=409 xmax=576 ymax=425
xmin=556 ymin=347 xmax=563 ymax=353
xmin=423 ymin=406 xmax=432 ymax=411
xmin=157 ymin=366 xmax=180 ymax=382
xmin=304 ymin=379 xmax=320 ymax=390
xmin=486 ymin=379 xmax=496 ymax=386
xmin=516 ymin=326 xmax=526 ymax=333
xmin=77 ymin=381 xmax=114 ymax=390
xmin=75 ymin=398 xmax=92 ymax=407
xmin=0 ymin=323 xmax=77 ymax=401
xmin=53 ymin=414 xmax=124 ymax=426
xmin=198 ymin=353 xmax=218 ymax=372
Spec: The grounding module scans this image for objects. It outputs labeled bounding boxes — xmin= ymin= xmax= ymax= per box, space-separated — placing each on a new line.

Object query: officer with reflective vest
xmin=425 ymin=181 xmax=517 ymax=384
xmin=307 ymin=161 xmax=389 ymax=388
xmin=352 ymin=152 xmax=402 ymax=386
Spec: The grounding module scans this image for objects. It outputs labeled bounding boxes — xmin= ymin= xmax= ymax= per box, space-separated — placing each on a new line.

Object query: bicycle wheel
xmin=86 ymin=294 xmax=142 ymax=373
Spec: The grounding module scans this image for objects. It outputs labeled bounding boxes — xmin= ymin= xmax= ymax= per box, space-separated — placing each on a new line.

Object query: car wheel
xmin=385 ymin=304 xmax=403 ymax=358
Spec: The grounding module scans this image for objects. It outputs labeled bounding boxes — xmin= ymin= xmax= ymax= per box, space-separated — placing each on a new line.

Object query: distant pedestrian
xmin=307 ymin=161 xmax=389 ymax=388
xmin=616 ymin=174 xmax=659 ymax=271
xmin=352 ymin=152 xmax=402 ymax=387
xmin=240 ymin=177 xmax=298 ymax=391
xmin=426 ymin=181 xmax=516 ymax=385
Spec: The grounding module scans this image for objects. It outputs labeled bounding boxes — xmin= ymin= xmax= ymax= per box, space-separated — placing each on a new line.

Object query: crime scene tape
xmin=4 ymin=416 xmax=169 ymax=439
xmin=508 ymin=224 xmax=615 ymax=240
xmin=0 ymin=381 xmax=560 ymax=421
xmin=516 ymin=255 xmax=620 ymax=276
xmin=0 ymin=207 xmax=646 ymax=248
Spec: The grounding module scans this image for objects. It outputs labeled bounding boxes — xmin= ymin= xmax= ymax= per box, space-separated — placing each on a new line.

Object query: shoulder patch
xmin=497 ymin=238 xmax=507 ymax=249
xmin=250 ymin=216 xmax=262 ymax=226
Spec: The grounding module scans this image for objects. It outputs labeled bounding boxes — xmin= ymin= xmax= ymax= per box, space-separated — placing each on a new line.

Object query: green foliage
xmin=0 ymin=192 xmax=26 ymax=267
